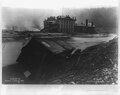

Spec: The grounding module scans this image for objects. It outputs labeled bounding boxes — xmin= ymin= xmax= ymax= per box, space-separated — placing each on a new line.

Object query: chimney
xmin=91 ymin=22 xmax=94 ymax=27
xmin=86 ymin=19 xmax=88 ymax=27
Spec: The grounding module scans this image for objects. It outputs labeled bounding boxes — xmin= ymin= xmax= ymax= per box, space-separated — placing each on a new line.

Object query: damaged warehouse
xmin=16 ymin=37 xmax=81 ymax=83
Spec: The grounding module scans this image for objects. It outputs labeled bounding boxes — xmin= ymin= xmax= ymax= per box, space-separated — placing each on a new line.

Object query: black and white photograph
xmin=1 ymin=0 xmax=119 ymax=86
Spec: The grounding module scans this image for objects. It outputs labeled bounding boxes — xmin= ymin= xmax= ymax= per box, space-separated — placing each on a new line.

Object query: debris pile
xmin=47 ymin=37 xmax=118 ymax=84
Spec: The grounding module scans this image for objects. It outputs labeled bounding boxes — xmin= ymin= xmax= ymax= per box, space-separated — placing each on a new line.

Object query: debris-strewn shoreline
xmin=2 ymin=36 xmax=118 ymax=84
xmin=47 ymin=37 xmax=118 ymax=84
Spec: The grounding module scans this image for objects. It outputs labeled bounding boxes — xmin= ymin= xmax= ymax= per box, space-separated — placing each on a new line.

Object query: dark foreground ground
xmin=2 ymin=37 xmax=118 ymax=84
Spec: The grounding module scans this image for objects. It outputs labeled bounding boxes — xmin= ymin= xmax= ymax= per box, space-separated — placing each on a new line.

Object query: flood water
xmin=2 ymin=34 xmax=117 ymax=67
xmin=71 ymin=34 xmax=116 ymax=50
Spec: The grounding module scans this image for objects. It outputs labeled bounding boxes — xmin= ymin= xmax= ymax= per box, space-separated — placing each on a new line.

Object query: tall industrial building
xmin=44 ymin=16 xmax=76 ymax=32
xmin=43 ymin=16 xmax=97 ymax=34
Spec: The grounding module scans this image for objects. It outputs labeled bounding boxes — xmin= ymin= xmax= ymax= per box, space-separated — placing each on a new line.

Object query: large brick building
xmin=44 ymin=15 xmax=76 ymax=32
xmin=43 ymin=16 xmax=97 ymax=34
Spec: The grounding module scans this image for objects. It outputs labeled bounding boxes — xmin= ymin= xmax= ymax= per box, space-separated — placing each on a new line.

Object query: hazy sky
xmin=2 ymin=0 xmax=119 ymax=9
xmin=1 ymin=0 xmax=118 ymax=33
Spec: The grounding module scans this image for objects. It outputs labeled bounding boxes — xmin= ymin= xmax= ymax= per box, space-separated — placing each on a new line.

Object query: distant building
xmin=43 ymin=16 xmax=97 ymax=34
xmin=57 ymin=16 xmax=76 ymax=32
xmin=44 ymin=15 xmax=76 ymax=32
xmin=75 ymin=19 xmax=97 ymax=34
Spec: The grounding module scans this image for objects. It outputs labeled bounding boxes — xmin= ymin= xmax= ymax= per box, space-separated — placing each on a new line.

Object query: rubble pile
xmin=48 ymin=37 xmax=118 ymax=84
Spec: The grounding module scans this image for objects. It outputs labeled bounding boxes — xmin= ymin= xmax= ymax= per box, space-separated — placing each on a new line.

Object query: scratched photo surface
xmin=2 ymin=3 xmax=118 ymax=84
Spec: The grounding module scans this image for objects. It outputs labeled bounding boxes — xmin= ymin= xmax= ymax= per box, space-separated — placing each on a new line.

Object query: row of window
xmin=59 ymin=23 xmax=75 ymax=28
xmin=59 ymin=28 xmax=74 ymax=32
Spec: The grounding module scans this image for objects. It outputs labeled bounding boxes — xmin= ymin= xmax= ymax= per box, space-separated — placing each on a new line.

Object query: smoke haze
xmin=2 ymin=7 xmax=118 ymax=33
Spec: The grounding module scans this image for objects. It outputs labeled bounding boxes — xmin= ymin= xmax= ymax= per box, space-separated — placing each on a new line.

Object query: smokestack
xmin=86 ymin=19 xmax=88 ymax=27
xmin=91 ymin=22 xmax=94 ymax=27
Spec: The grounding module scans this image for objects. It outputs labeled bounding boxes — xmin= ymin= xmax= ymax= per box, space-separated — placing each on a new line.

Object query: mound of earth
xmin=47 ymin=37 xmax=118 ymax=84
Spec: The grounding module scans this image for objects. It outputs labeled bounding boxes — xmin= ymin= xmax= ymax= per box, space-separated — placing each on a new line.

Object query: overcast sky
xmin=1 ymin=0 xmax=119 ymax=33
xmin=2 ymin=0 xmax=119 ymax=9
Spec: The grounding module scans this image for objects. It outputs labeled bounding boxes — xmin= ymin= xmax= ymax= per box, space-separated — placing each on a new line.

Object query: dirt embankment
xmin=48 ymin=37 xmax=118 ymax=84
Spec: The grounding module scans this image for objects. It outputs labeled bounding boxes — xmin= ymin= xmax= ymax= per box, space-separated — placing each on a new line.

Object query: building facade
xmin=75 ymin=19 xmax=97 ymax=34
xmin=44 ymin=16 xmax=76 ymax=32
xmin=43 ymin=16 xmax=97 ymax=34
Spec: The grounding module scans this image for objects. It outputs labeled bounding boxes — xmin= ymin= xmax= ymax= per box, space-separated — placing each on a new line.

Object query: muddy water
xmin=2 ymin=38 xmax=31 ymax=67
xmin=70 ymin=35 xmax=116 ymax=50
xmin=2 ymin=41 xmax=23 ymax=67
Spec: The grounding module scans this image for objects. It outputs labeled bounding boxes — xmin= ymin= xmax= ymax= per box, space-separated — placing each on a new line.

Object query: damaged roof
xmin=34 ymin=38 xmax=74 ymax=54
